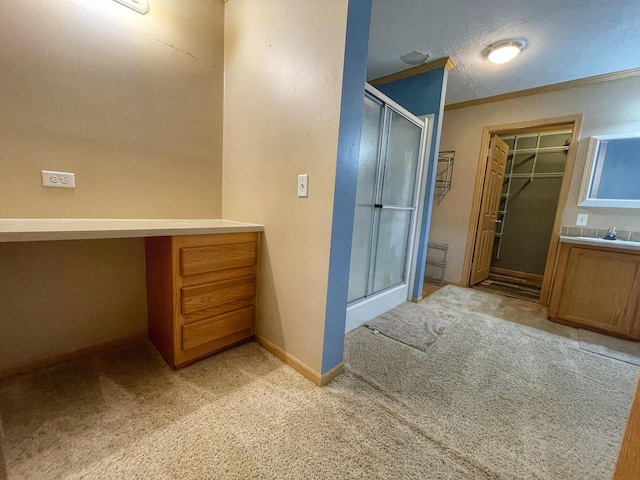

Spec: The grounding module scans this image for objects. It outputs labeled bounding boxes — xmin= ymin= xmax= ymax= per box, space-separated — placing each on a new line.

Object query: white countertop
xmin=0 ymin=219 xmax=264 ymax=242
xmin=560 ymin=235 xmax=640 ymax=252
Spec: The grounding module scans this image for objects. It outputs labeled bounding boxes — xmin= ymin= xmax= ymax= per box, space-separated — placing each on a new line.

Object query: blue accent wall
xmin=376 ymin=69 xmax=446 ymax=118
xmin=321 ymin=0 xmax=372 ymax=374
xmin=376 ymin=68 xmax=449 ymax=300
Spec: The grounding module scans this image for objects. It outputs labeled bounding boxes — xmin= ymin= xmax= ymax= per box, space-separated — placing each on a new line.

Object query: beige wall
xmin=0 ymin=0 xmax=223 ymax=218
xmin=0 ymin=239 xmax=147 ymax=368
xmin=0 ymin=0 xmax=225 ymax=369
xmin=223 ymin=0 xmax=349 ymax=373
xmin=434 ymin=76 xmax=640 ymax=285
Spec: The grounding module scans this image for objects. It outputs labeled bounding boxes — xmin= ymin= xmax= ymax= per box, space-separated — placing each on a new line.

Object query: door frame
xmin=461 ymin=114 xmax=583 ymax=305
xmin=408 ymin=113 xmax=435 ymax=301
xmin=345 ymin=83 xmax=429 ymax=332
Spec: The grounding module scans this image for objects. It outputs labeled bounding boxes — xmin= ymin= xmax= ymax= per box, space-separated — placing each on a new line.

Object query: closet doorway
xmin=464 ymin=116 xmax=582 ymax=305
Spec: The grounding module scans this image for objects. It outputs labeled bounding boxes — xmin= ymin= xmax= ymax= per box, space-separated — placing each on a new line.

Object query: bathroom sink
xmin=560 ymin=235 xmax=640 ymax=251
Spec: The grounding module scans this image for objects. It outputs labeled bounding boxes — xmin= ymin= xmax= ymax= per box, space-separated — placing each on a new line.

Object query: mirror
xmin=578 ymin=132 xmax=640 ymax=208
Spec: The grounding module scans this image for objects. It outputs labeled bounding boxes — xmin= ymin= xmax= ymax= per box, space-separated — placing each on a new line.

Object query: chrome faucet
xmin=603 ymin=226 xmax=617 ymax=241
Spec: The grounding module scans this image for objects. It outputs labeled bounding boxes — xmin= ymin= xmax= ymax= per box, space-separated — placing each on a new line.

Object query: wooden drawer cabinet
xmin=145 ymin=232 xmax=259 ymax=368
xmin=549 ymin=242 xmax=640 ymax=340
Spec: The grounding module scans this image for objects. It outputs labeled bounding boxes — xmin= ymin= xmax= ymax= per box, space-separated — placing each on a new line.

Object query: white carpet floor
xmin=0 ymin=286 xmax=638 ymax=479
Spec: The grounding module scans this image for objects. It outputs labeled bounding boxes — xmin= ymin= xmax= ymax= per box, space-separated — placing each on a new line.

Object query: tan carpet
xmin=0 ymin=342 xmax=499 ymax=479
xmin=367 ymin=300 xmax=457 ymax=352
xmin=421 ymin=285 xmax=640 ymax=364
xmin=0 ymin=285 xmax=638 ymax=479
xmin=578 ymin=328 xmax=640 ymax=366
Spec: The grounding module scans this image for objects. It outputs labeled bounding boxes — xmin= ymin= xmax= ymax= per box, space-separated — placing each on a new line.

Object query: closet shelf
xmin=505 ymin=172 xmax=564 ymax=179
xmin=508 ymin=145 xmax=569 ymax=155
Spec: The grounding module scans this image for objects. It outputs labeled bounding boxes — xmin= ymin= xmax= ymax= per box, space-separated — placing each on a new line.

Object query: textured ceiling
xmin=367 ymin=0 xmax=640 ymax=104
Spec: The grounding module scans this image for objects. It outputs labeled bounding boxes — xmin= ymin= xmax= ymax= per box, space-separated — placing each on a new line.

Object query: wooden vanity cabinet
xmin=549 ymin=242 xmax=640 ymax=340
xmin=145 ymin=232 xmax=259 ymax=368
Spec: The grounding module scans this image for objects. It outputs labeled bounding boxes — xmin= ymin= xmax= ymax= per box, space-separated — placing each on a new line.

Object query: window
xmin=578 ymin=133 xmax=640 ymax=208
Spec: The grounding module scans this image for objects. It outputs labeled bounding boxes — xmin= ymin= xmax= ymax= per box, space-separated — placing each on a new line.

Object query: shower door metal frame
xmin=345 ymin=83 xmax=429 ymax=332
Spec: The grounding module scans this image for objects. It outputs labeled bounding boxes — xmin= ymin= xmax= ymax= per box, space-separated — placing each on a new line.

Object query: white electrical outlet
xmin=298 ymin=174 xmax=309 ymax=198
xmin=576 ymin=213 xmax=588 ymax=226
xmin=42 ymin=170 xmax=75 ymax=188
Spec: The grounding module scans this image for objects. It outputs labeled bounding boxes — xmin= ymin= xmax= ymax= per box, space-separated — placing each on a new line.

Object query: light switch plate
xmin=576 ymin=213 xmax=588 ymax=226
xmin=298 ymin=174 xmax=309 ymax=198
xmin=42 ymin=170 xmax=76 ymax=188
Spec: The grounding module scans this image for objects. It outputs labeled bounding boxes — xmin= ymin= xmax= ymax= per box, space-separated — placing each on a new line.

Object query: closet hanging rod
xmin=508 ymin=146 xmax=569 ymax=155
xmin=505 ymin=173 xmax=564 ymax=179
xmin=501 ymin=130 xmax=572 ymax=141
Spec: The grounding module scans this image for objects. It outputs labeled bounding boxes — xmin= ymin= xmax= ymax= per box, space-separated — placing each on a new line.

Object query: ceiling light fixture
xmin=483 ymin=39 xmax=526 ymax=64
xmin=113 ymin=0 xmax=150 ymax=15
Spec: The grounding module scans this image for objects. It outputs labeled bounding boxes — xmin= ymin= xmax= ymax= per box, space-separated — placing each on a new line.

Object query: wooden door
xmin=470 ymin=136 xmax=509 ymax=285
xmin=614 ymin=380 xmax=640 ymax=479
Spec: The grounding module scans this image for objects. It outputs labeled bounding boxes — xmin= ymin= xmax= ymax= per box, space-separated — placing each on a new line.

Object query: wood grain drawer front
xmin=182 ymin=306 xmax=255 ymax=351
xmin=181 ymin=242 xmax=256 ymax=277
xmin=182 ymin=276 xmax=255 ymax=317
xmin=182 ymin=297 xmax=255 ymax=324
xmin=558 ymin=247 xmax=640 ymax=335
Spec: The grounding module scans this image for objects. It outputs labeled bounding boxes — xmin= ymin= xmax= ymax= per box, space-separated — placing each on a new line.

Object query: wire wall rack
xmin=425 ymin=242 xmax=449 ymax=285
xmin=435 ymin=151 xmax=455 ymax=201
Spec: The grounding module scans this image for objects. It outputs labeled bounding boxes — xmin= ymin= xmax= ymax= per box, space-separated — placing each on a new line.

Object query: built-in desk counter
xmin=549 ymin=236 xmax=640 ymax=340
xmin=0 ymin=218 xmax=263 ymax=242
xmin=0 ymin=219 xmax=264 ymax=371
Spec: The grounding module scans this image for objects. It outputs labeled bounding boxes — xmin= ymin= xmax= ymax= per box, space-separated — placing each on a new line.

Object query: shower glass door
xmin=346 ymin=86 xmax=426 ymax=330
